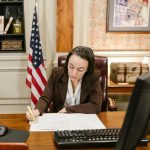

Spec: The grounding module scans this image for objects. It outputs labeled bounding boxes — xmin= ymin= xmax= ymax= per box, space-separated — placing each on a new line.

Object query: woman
xmin=26 ymin=46 xmax=102 ymax=120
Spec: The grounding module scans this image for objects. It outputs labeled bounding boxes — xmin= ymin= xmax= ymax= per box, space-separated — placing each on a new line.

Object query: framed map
xmin=107 ymin=0 xmax=150 ymax=32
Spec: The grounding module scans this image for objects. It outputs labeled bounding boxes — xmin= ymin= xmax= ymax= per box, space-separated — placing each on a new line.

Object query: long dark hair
xmin=64 ymin=46 xmax=95 ymax=78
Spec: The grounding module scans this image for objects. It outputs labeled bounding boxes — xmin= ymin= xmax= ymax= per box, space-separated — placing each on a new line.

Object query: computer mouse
xmin=0 ymin=125 xmax=8 ymax=136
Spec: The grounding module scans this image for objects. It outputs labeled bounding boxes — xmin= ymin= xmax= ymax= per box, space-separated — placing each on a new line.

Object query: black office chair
xmin=58 ymin=55 xmax=117 ymax=111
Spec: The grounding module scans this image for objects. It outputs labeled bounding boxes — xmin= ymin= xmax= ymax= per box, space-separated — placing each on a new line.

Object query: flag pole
xmin=35 ymin=0 xmax=38 ymax=8
xmin=35 ymin=0 xmax=38 ymax=19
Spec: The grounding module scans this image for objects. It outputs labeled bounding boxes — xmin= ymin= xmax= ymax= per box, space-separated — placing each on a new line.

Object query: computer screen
xmin=115 ymin=73 xmax=150 ymax=150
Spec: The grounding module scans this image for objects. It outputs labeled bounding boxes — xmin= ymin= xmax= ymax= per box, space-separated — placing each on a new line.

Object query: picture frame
xmin=107 ymin=0 xmax=150 ymax=32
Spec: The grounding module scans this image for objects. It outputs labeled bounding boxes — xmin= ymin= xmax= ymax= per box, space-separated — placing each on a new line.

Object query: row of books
xmin=0 ymin=0 xmax=22 ymax=2
xmin=0 ymin=16 xmax=13 ymax=34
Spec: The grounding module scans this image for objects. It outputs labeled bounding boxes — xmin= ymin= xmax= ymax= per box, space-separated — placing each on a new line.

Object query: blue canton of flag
xmin=30 ymin=9 xmax=43 ymax=69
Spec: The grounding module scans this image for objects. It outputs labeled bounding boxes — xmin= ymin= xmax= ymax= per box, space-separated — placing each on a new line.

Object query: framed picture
xmin=107 ymin=0 xmax=150 ymax=32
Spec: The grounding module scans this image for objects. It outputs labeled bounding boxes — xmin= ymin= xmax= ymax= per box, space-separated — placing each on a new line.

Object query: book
xmin=0 ymin=16 xmax=4 ymax=34
xmin=3 ymin=17 xmax=13 ymax=34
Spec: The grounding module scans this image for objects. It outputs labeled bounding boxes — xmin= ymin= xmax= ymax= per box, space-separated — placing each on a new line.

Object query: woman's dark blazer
xmin=35 ymin=67 xmax=102 ymax=114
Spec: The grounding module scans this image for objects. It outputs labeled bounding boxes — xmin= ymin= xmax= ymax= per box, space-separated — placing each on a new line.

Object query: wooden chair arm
xmin=107 ymin=98 xmax=117 ymax=111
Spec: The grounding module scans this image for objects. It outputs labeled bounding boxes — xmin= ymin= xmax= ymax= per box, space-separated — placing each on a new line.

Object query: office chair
xmin=0 ymin=142 xmax=28 ymax=150
xmin=58 ymin=55 xmax=117 ymax=111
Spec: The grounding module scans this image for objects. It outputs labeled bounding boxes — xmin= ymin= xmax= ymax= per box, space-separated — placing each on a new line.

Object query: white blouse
xmin=64 ymin=77 xmax=82 ymax=107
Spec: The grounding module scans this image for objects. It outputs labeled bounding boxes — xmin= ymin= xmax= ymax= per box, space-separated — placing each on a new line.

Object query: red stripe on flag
xmin=36 ymin=65 xmax=47 ymax=85
xmin=26 ymin=78 xmax=31 ymax=88
xmin=28 ymin=54 xmax=32 ymax=61
xmin=27 ymin=67 xmax=32 ymax=76
xmin=32 ymin=75 xmax=43 ymax=96
xmin=31 ymin=92 xmax=38 ymax=105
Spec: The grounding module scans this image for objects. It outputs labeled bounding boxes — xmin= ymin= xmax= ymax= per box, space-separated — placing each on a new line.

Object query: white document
xmin=29 ymin=113 xmax=106 ymax=131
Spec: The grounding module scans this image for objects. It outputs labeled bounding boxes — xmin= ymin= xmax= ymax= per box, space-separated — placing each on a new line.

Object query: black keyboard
xmin=53 ymin=128 xmax=120 ymax=148
xmin=54 ymin=128 xmax=150 ymax=148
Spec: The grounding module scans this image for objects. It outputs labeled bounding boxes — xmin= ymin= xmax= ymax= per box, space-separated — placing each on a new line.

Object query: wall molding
xmin=0 ymin=98 xmax=30 ymax=114
xmin=0 ymin=53 xmax=27 ymax=60
xmin=0 ymin=67 xmax=27 ymax=72
xmin=94 ymin=50 xmax=150 ymax=57
xmin=0 ymin=99 xmax=30 ymax=105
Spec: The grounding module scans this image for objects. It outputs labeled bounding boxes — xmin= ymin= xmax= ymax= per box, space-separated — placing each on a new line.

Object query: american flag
xmin=26 ymin=6 xmax=47 ymax=107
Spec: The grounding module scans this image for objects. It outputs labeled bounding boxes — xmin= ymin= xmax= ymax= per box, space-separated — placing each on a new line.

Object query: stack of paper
xmin=29 ymin=113 xmax=106 ymax=131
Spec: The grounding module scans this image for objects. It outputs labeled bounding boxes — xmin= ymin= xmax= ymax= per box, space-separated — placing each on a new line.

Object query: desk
xmin=108 ymin=82 xmax=134 ymax=95
xmin=0 ymin=112 xmax=149 ymax=150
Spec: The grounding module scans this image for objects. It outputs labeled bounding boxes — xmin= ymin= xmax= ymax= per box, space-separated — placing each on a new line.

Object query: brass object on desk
xmin=12 ymin=19 xmax=22 ymax=34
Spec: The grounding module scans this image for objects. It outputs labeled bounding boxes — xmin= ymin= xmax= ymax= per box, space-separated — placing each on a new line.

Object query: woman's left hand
xmin=58 ymin=108 xmax=67 ymax=113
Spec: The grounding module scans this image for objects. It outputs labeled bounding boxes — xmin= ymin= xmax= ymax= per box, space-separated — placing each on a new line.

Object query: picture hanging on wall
xmin=107 ymin=0 xmax=150 ymax=32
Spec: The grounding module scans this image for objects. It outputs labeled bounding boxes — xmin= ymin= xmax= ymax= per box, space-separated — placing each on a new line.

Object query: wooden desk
xmin=0 ymin=112 xmax=149 ymax=150
xmin=108 ymin=82 xmax=134 ymax=95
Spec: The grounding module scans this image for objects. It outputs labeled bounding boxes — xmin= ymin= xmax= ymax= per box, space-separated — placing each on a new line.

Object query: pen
xmin=27 ymin=106 xmax=35 ymax=120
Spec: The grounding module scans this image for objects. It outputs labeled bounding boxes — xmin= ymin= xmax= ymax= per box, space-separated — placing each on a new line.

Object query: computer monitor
xmin=115 ymin=73 xmax=150 ymax=150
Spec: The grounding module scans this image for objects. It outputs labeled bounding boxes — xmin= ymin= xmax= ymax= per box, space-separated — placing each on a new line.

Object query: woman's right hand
xmin=26 ymin=109 xmax=40 ymax=121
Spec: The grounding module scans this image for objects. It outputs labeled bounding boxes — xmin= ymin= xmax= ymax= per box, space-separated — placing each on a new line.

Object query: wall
xmin=74 ymin=0 xmax=150 ymax=53
xmin=0 ymin=54 xmax=30 ymax=113
xmin=73 ymin=0 xmax=150 ymax=79
xmin=88 ymin=0 xmax=150 ymax=51
xmin=0 ymin=0 xmax=56 ymax=113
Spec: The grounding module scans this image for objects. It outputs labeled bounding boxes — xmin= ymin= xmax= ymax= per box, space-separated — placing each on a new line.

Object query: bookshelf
xmin=0 ymin=0 xmax=25 ymax=52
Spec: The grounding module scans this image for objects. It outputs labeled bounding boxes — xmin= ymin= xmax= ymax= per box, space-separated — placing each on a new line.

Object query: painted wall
xmin=0 ymin=0 xmax=56 ymax=114
xmin=88 ymin=0 xmax=150 ymax=51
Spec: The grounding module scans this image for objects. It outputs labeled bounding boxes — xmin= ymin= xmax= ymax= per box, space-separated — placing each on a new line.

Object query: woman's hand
xmin=26 ymin=109 xmax=40 ymax=121
xmin=58 ymin=108 xmax=67 ymax=113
